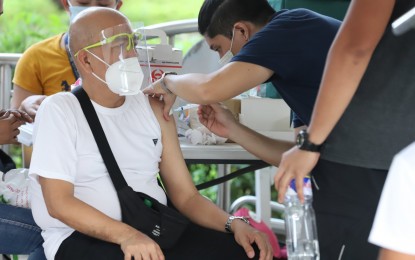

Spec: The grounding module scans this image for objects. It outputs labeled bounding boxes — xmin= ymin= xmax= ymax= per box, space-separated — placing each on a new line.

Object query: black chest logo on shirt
xmin=152 ymin=139 xmax=158 ymax=146
xmin=61 ymin=80 xmax=71 ymax=92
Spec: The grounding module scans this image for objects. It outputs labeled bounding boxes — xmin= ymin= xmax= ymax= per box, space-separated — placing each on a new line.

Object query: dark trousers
xmin=311 ymin=159 xmax=387 ymax=260
xmin=56 ymin=222 xmax=261 ymax=260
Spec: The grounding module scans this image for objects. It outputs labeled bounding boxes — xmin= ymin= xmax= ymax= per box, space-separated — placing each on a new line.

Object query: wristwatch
xmin=296 ymin=129 xmax=324 ymax=152
xmin=225 ymin=216 xmax=250 ymax=233
xmin=160 ymin=72 xmax=177 ymax=94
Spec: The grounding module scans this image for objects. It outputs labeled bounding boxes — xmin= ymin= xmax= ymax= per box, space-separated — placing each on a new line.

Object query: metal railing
xmin=0 ymin=53 xmax=21 ymax=111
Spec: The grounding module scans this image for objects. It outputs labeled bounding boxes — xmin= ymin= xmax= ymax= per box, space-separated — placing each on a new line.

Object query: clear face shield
xmin=75 ymin=23 xmax=145 ymax=95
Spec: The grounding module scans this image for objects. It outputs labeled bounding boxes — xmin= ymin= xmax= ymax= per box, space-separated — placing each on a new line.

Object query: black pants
xmin=311 ymin=159 xmax=387 ymax=260
xmin=55 ymin=222 xmax=261 ymax=260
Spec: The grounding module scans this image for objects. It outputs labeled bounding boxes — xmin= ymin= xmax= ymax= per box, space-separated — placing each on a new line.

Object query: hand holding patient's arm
xmin=142 ymin=78 xmax=177 ymax=120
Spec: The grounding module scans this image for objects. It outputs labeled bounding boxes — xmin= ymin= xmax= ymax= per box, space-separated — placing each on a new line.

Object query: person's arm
xmin=143 ymin=62 xmax=273 ymax=119
xmin=39 ymin=177 xmax=164 ymax=260
xmin=149 ymin=98 xmax=273 ymax=260
xmin=198 ymin=104 xmax=293 ymax=166
xmin=11 ymin=85 xmax=46 ymax=119
xmin=274 ymin=0 xmax=396 ymax=202
xmin=379 ymin=248 xmax=415 ymax=260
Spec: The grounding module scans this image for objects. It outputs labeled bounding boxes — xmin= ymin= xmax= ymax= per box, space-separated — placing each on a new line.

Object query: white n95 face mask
xmin=87 ymin=50 xmax=144 ymax=96
xmin=105 ymin=57 xmax=144 ymax=96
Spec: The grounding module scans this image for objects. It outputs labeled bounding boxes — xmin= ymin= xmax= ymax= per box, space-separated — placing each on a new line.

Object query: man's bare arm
xmin=39 ymin=177 xmax=138 ymax=244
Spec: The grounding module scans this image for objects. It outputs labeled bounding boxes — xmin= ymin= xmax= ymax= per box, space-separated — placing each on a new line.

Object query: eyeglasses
xmin=74 ymin=32 xmax=142 ymax=57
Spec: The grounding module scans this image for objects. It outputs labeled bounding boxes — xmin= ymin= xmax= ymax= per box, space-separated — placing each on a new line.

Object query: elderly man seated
xmin=29 ymin=7 xmax=273 ymax=260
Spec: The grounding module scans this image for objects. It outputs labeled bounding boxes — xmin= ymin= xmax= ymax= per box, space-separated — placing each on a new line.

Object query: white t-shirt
xmin=369 ymin=141 xmax=415 ymax=256
xmin=29 ymin=91 xmax=166 ymax=259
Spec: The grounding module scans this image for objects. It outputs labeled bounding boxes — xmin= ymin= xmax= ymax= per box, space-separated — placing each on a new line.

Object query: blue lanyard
xmin=64 ymin=33 xmax=80 ymax=79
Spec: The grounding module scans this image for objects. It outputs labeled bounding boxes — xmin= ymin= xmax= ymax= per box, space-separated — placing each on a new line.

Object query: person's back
xmin=13 ymin=34 xmax=75 ymax=96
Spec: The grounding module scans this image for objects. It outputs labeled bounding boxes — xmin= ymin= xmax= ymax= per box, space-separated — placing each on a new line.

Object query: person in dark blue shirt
xmin=232 ymin=7 xmax=339 ymax=128
xmin=143 ymin=0 xmax=340 ymax=166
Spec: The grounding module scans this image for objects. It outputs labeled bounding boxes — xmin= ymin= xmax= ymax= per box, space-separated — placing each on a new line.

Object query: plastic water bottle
xmin=284 ymin=178 xmax=320 ymax=260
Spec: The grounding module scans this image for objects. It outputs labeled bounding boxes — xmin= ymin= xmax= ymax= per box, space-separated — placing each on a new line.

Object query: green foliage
xmin=0 ymin=0 xmax=204 ymax=53
xmin=0 ymin=12 xmax=66 ymax=53
xmin=189 ymin=164 xmax=258 ymax=205
xmin=10 ymin=145 xmax=22 ymax=168
xmin=0 ymin=0 xmax=67 ymax=53
xmin=122 ymin=0 xmax=204 ymax=26
xmin=121 ymin=0 xmax=204 ymax=54
xmin=230 ymin=165 xmax=255 ymax=200
xmin=188 ymin=164 xmax=219 ymax=202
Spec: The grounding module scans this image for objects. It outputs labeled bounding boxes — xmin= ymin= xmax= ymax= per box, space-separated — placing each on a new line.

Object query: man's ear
xmin=116 ymin=0 xmax=123 ymax=10
xmin=234 ymin=22 xmax=251 ymax=41
xmin=75 ymin=51 xmax=93 ymax=73
xmin=61 ymin=0 xmax=70 ymax=12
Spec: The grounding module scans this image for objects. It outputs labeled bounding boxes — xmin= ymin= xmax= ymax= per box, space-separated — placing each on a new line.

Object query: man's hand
xmin=142 ymin=80 xmax=176 ymax=120
xmin=232 ymin=220 xmax=273 ymax=260
xmin=274 ymin=146 xmax=320 ymax=203
xmin=0 ymin=113 xmax=24 ymax=145
xmin=197 ymin=103 xmax=238 ymax=139
xmin=120 ymin=230 xmax=165 ymax=260
xmin=19 ymin=95 xmax=47 ymax=120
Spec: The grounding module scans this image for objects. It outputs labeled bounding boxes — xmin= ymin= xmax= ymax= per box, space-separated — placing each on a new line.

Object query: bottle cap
xmin=286 ymin=177 xmax=313 ymax=198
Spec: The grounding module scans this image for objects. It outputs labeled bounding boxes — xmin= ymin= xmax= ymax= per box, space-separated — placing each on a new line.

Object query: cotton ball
xmin=185 ymin=129 xmax=204 ymax=145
